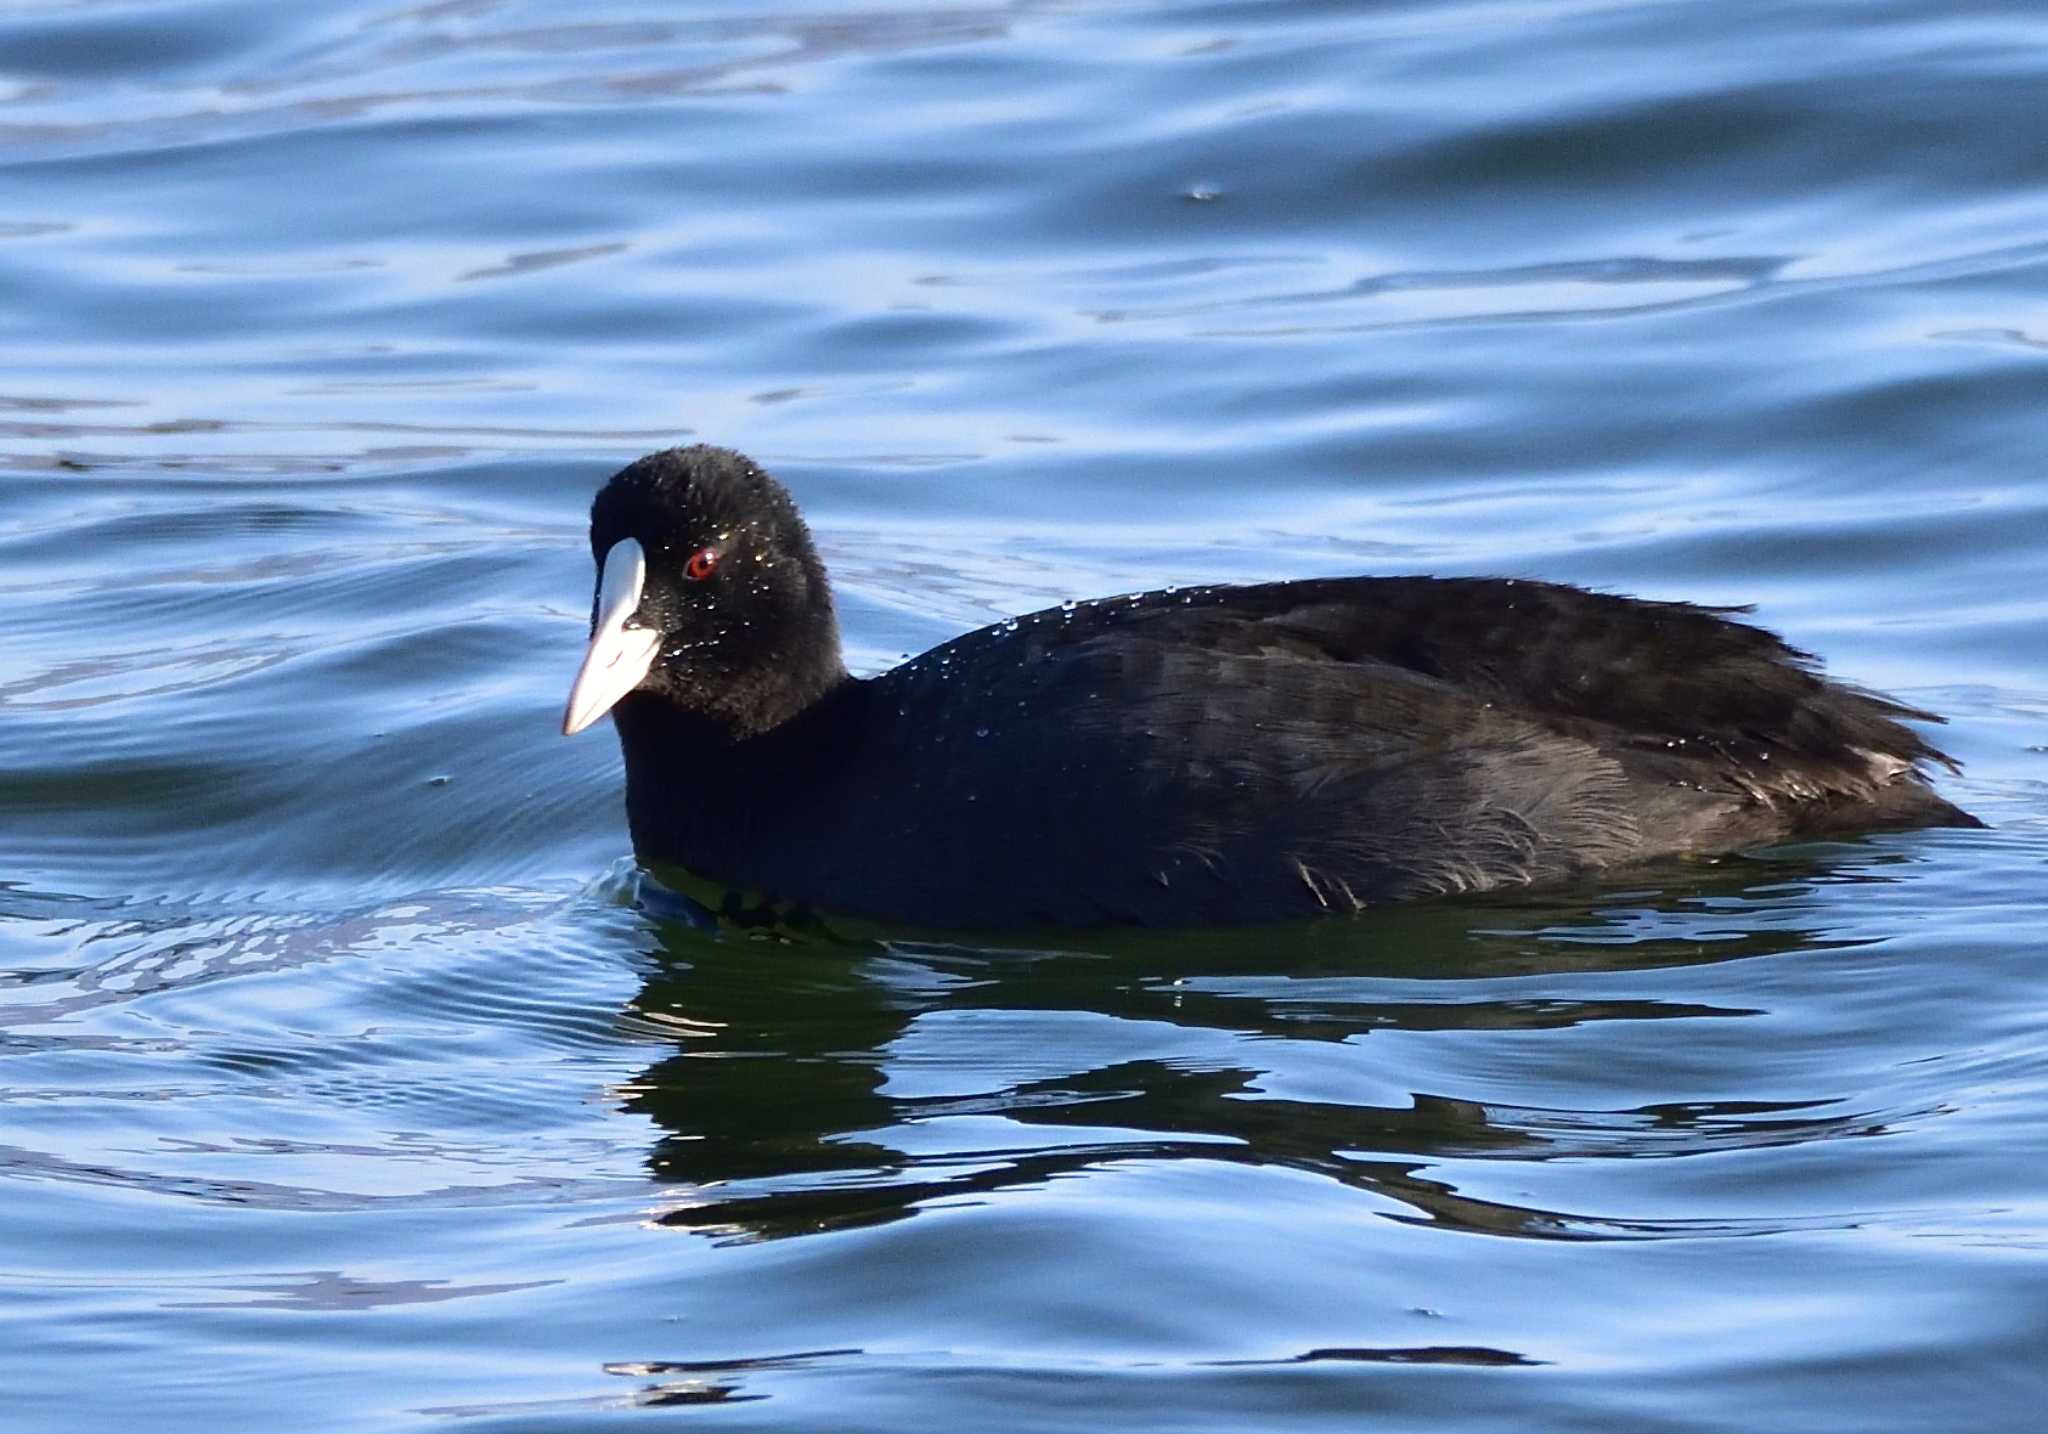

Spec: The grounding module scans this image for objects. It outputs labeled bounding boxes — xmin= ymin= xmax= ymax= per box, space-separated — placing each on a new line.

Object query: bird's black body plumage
xmin=574 ymin=446 xmax=1978 ymax=930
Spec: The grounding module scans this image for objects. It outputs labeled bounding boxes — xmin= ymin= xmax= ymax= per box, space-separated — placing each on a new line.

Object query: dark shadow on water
xmin=616 ymin=847 xmax=1917 ymax=1246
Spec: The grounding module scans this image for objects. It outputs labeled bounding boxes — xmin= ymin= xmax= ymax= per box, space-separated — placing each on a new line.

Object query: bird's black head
xmin=563 ymin=445 xmax=846 ymax=739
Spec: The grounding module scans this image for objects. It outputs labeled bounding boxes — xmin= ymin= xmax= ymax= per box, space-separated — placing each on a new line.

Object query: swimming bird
xmin=563 ymin=446 xmax=1979 ymax=929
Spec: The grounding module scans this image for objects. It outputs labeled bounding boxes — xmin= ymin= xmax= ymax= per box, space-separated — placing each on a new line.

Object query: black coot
xmin=563 ymin=446 xmax=1979 ymax=929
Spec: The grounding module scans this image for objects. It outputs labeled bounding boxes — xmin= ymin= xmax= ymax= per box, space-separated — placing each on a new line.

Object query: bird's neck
xmin=609 ymin=677 xmax=870 ymax=875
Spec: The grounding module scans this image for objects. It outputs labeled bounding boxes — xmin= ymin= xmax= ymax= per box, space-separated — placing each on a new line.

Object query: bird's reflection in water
xmin=613 ymin=850 xmax=1916 ymax=1245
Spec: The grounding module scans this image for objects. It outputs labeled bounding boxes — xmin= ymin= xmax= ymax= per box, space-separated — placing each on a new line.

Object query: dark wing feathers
xmin=1186 ymin=579 xmax=1941 ymax=749
xmin=1089 ymin=577 xmax=1958 ymax=800
xmin=823 ymin=575 xmax=1970 ymax=927
xmin=854 ymin=576 xmax=1967 ymax=923
xmin=864 ymin=612 xmax=1646 ymax=922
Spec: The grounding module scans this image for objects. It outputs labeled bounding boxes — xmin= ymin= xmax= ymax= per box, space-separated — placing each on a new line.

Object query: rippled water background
xmin=6 ymin=1 xmax=2048 ymax=1428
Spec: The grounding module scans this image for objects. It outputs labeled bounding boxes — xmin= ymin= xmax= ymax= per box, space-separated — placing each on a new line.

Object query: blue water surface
xmin=4 ymin=1 xmax=2047 ymax=1429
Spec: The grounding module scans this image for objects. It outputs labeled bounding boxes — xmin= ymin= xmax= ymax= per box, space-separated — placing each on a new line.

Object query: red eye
xmin=685 ymin=546 xmax=719 ymax=581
